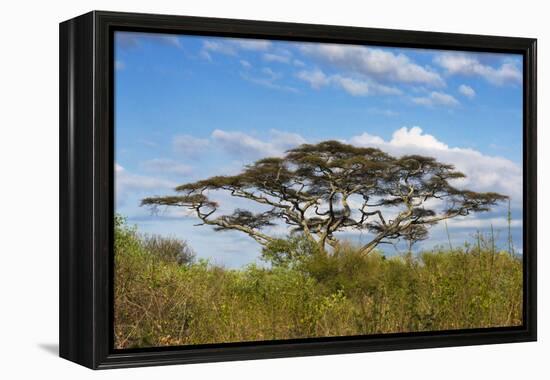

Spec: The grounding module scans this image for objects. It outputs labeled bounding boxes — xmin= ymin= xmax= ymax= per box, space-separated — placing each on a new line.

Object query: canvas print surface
xmin=113 ymin=31 xmax=523 ymax=349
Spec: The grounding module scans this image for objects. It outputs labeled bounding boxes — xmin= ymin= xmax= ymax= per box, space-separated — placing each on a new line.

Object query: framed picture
xmin=59 ymin=11 xmax=537 ymax=369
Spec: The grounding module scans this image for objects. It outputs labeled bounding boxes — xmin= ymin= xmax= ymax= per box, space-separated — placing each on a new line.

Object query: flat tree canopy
xmin=142 ymin=141 xmax=507 ymax=255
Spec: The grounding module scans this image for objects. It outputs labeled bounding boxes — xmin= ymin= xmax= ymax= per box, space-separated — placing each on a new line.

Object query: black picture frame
xmin=59 ymin=10 xmax=537 ymax=369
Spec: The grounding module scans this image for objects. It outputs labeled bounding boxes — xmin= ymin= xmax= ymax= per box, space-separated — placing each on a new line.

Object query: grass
xmin=114 ymin=217 xmax=522 ymax=349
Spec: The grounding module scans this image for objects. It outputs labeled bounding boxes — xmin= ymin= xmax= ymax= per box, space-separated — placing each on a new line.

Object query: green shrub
xmin=141 ymin=234 xmax=195 ymax=265
xmin=261 ymin=235 xmax=319 ymax=268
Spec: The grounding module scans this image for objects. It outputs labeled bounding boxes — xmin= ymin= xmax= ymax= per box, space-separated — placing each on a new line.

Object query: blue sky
xmin=114 ymin=31 xmax=523 ymax=268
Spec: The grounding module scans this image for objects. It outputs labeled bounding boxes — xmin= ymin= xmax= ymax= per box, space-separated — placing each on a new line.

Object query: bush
xmin=142 ymin=234 xmax=195 ymax=265
xmin=261 ymin=235 xmax=319 ymax=268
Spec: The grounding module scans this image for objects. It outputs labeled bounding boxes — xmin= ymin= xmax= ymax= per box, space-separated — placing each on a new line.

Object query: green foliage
xmin=114 ymin=218 xmax=523 ymax=349
xmin=115 ymin=214 xmax=195 ymax=266
xmin=261 ymin=235 xmax=320 ymax=268
xmin=141 ymin=235 xmax=195 ymax=265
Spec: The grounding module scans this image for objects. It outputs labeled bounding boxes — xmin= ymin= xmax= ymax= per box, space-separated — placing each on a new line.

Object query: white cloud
xmin=231 ymin=39 xmax=272 ymax=51
xmin=201 ymin=38 xmax=271 ymax=60
xmin=199 ymin=50 xmax=212 ymax=62
xmin=239 ymin=59 xmax=252 ymax=69
xmin=116 ymin=33 xmax=182 ymax=50
xmin=241 ymin=68 xmax=298 ymax=93
xmin=333 ymin=75 xmax=401 ymax=96
xmin=412 ymin=91 xmax=460 ymax=107
xmin=211 ymin=129 xmax=306 ymax=159
xmin=434 ymin=53 xmax=522 ymax=85
xmin=300 ymin=44 xmax=445 ymax=87
xmin=332 ymin=75 xmax=372 ymax=96
xmin=116 ymin=33 xmax=140 ymax=49
xmin=348 ymin=132 xmax=386 ymax=146
xmin=348 ymin=126 xmax=522 ymax=204
xmin=160 ymin=36 xmax=183 ymax=49
xmin=446 ymin=216 xmax=522 ymax=229
xmin=269 ymin=129 xmax=307 ymax=149
xmin=263 ymin=53 xmax=291 ymax=64
xmin=202 ymin=40 xmax=237 ymax=56
xmin=297 ymin=69 xmax=401 ymax=96
xmin=386 ymin=126 xmax=450 ymax=150
xmin=458 ymin=84 xmax=476 ymax=98
xmin=172 ymin=135 xmax=210 ymax=158
xmin=140 ymin=159 xmax=193 ymax=176
xmin=212 ymin=129 xmax=280 ymax=158
xmin=115 ymin=164 xmax=176 ymax=198
xmin=296 ymin=69 xmax=330 ymax=89
xmin=261 ymin=67 xmax=279 ymax=80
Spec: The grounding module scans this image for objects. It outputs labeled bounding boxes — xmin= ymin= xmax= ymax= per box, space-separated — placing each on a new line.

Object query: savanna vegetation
xmin=114 ymin=216 xmax=522 ymax=349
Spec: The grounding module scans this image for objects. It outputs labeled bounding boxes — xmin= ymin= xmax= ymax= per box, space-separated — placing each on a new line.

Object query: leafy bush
xmin=142 ymin=234 xmax=195 ymax=265
xmin=261 ymin=235 xmax=320 ymax=268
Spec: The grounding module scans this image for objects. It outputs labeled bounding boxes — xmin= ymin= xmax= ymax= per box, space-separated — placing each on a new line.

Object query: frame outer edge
xmin=527 ymin=39 xmax=537 ymax=340
xmin=59 ymin=16 xmax=73 ymax=363
xmin=59 ymin=11 xmax=97 ymax=369
xmin=58 ymin=10 xmax=537 ymax=370
xmin=93 ymin=9 xmax=114 ymax=368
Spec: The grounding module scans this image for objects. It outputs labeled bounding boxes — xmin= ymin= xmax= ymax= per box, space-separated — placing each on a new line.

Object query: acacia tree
xmin=142 ymin=141 xmax=507 ymax=256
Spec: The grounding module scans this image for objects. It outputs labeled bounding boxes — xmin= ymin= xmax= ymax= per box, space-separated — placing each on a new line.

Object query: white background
xmin=0 ymin=0 xmax=547 ymax=378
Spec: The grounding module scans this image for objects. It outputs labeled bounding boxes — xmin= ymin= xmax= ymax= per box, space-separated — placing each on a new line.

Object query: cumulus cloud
xmin=297 ymin=69 xmax=401 ymax=96
xmin=458 ymin=84 xmax=476 ymax=98
xmin=411 ymin=91 xmax=460 ymax=107
xmin=270 ymin=129 xmax=308 ymax=148
xmin=348 ymin=127 xmax=522 ymax=204
xmin=202 ymin=40 xmax=237 ymax=56
xmin=434 ymin=53 xmax=522 ymax=85
xmin=231 ymin=39 xmax=272 ymax=51
xmin=240 ymin=59 xmax=252 ymax=69
xmin=348 ymin=132 xmax=385 ymax=146
xmin=263 ymin=53 xmax=291 ymax=64
xmin=211 ymin=129 xmax=306 ymax=158
xmin=300 ymin=44 xmax=445 ymax=87
xmin=296 ymin=69 xmax=330 ymax=89
xmin=212 ymin=130 xmax=280 ymax=158
xmin=333 ymin=76 xmax=372 ymax=96
xmin=261 ymin=67 xmax=279 ymax=79
xmin=241 ymin=67 xmax=298 ymax=93
xmin=158 ymin=35 xmax=182 ymax=49
xmin=115 ymin=163 xmax=176 ymax=198
xmin=116 ymin=32 xmax=183 ymax=50
xmin=172 ymin=135 xmax=210 ymax=158
xmin=140 ymin=159 xmax=193 ymax=176
xmin=446 ymin=216 xmax=522 ymax=229
xmin=201 ymin=38 xmax=272 ymax=60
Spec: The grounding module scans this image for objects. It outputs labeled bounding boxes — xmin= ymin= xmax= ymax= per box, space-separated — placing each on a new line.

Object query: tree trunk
xmin=358 ymin=237 xmax=383 ymax=256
